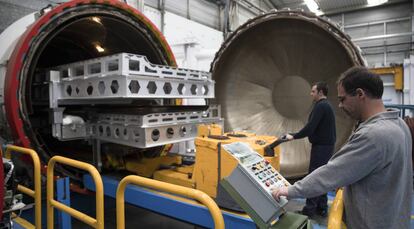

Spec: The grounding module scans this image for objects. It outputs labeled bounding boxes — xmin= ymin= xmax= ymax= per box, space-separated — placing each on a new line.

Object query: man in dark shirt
xmin=285 ymin=81 xmax=336 ymax=217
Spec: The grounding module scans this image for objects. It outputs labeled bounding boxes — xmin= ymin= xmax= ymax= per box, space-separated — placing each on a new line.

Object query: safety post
xmin=327 ymin=188 xmax=345 ymax=229
xmin=116 ymin=175 xmax=225 ymax=229
xmin=47 ymin=156 xmax=103 ymax=229
xmin=4 ymin=145 xmax=41 ymax=229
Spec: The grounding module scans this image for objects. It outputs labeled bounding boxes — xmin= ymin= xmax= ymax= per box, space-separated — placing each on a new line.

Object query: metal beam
xmin=344 ymin=17 xmax=410 ymax=29
xmin=158 ymin=0 xmax=165 ymax=33
xmin=353 ymin=32 xmax=414 ymax=42
xmin=223 ymin=0 xmax=230 ymax=38
xmin=359 ymin=41 xmax=413 ymax=49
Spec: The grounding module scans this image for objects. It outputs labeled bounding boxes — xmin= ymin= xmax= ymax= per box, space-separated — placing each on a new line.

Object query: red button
xmin=265 ymin=160 xmax=270 ymax=165
xmin=265 ymin=181 xmax=270 ymax=187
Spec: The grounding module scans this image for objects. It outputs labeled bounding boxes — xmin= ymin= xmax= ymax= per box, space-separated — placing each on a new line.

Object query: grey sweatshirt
xmin=288 ymin=109 xmax=413 ymax=229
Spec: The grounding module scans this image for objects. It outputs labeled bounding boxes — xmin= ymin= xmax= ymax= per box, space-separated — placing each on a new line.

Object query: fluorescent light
xmin=95 ymin=44 xmax=105 ymax=53
xmin=367 ymin=0 xmax=388 ymax=6
xmin=304 ymin=0 xmax=323 ymax=15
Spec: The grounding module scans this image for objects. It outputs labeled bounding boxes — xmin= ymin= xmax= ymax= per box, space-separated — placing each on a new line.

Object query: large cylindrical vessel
xmin=211 ymin=10 xmax=365 ymax=177
xmin=0 ymin=0 xmax=176 ymax=167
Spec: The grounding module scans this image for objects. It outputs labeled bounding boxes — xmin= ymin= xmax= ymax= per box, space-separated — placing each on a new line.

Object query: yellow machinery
xmin=103 ymin=123 xmax=281 ymax=200
xmin=8 ymin=144 xmax=346 ymax=229
xmin=153 ymin=124 xmax=281 ymax=199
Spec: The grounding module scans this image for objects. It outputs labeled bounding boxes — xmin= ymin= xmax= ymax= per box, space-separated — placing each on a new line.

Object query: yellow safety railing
xmin=4 ymin=145 xmax=41 ymax=229
xmin=328 ymin=188 xmax=345 ymax=229
xmin=116 ymin=175 xmax=225 ymax=229
xmin=47 ymin=156 xmax=104 ymax=229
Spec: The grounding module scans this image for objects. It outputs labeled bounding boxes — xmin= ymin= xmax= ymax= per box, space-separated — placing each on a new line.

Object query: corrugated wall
xmin=329 ymin=2 xmax=412 ymax=66
xmin=149 ymin=0 xmax=221 ymax=30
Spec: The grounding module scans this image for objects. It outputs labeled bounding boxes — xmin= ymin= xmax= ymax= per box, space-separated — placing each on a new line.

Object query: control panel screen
xmin=222 ymin=142 xmax=262 ymax=165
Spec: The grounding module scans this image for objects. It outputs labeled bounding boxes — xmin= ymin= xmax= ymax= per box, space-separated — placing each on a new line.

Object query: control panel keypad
xmin=247 ymin=160 xmax=290 ymax=194
xmin=223 ymin=142 xmax=289 ymax=208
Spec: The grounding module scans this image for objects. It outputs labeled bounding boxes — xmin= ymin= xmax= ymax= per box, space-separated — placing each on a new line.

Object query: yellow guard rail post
xmin=4 ymin=145 xmax=41 ymax=229
xmin=116 ymin=175 xmax=225 ymax=229
xmin=47 ymin=156 xmax=104 ymax=229
xmin=328 ymin=188 xmax=345 ymax=229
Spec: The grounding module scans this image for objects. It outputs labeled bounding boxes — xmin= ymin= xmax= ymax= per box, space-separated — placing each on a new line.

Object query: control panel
xmin=247 ymin=157 xmax=290 ymax=202
xmin=221 ymin=142 xmax=291 ymax=228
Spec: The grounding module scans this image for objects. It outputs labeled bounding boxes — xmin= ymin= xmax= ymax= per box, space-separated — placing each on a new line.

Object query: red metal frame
xmin=4 ymin=0 xmax=176 ymax=148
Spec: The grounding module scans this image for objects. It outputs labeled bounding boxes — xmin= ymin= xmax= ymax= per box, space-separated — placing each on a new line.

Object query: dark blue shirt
xmin=293 ymin=98 xmax=336 ymax=145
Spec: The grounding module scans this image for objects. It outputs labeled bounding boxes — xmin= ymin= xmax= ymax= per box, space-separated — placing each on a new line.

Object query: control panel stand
xmin=220 ymin=142 xmax=309 ymax=229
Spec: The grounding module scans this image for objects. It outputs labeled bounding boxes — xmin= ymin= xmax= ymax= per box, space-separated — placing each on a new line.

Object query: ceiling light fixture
xmin=304 ymin=0 xmax=323 ymax=15
xmin=95 ymin=44 xmax=105 ymax=53
xmin=367 ymin=0 xmax=388 ymax=6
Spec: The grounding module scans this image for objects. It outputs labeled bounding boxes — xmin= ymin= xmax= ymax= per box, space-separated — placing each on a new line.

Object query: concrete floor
xmin=73 ymin=202 xmax=197 ymax=229
xmin=70 ymin=194 xmax=197 ymax=229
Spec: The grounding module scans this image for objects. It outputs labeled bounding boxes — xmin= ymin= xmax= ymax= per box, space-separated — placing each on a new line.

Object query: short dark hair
xmin=338 ymin=66 xmax=383 ymax=99
xmin=313 ymin=82 xmax=328 ymax=96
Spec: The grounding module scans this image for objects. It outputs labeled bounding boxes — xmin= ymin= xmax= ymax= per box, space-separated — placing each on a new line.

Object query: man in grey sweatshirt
xmin=272 ymin=66 xmax=413 ymax=229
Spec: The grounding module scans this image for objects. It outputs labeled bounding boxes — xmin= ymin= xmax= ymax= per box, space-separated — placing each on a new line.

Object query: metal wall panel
xmin=165 ymin=0 xmax=189 ymax=18
xmin=387 ymin=20 xmax=411 ymax=34
xmin=342 ymin=3 xmax=411 ymax=25
xmin=328 ymin=2 xmax=412 ymax=66
xmin=145 ymin=0 xmax=159 ymax=8
xmin=0 ymin=0 xmax=68 ymax=34
xmin=236 ymin=4 xmax=258 ymax=28
xmin=154 ymin=0 xmax=221 ymax=30
xmin=251 ymin=0 xmax=273 ymax=12
xmin=349 ymin=24 xmax=386 ymax=38
xmin=270 ymin=0 xmax=303 ymax=10
xmin=189 ymin=0 xmax=220 ymax=29
xmin=0 ymin=0 xmax=219 ymax=34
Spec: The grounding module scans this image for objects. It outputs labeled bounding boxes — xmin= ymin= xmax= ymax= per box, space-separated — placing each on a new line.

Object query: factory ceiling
xmin=268 ymin=0 xmax=410 ymax=15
